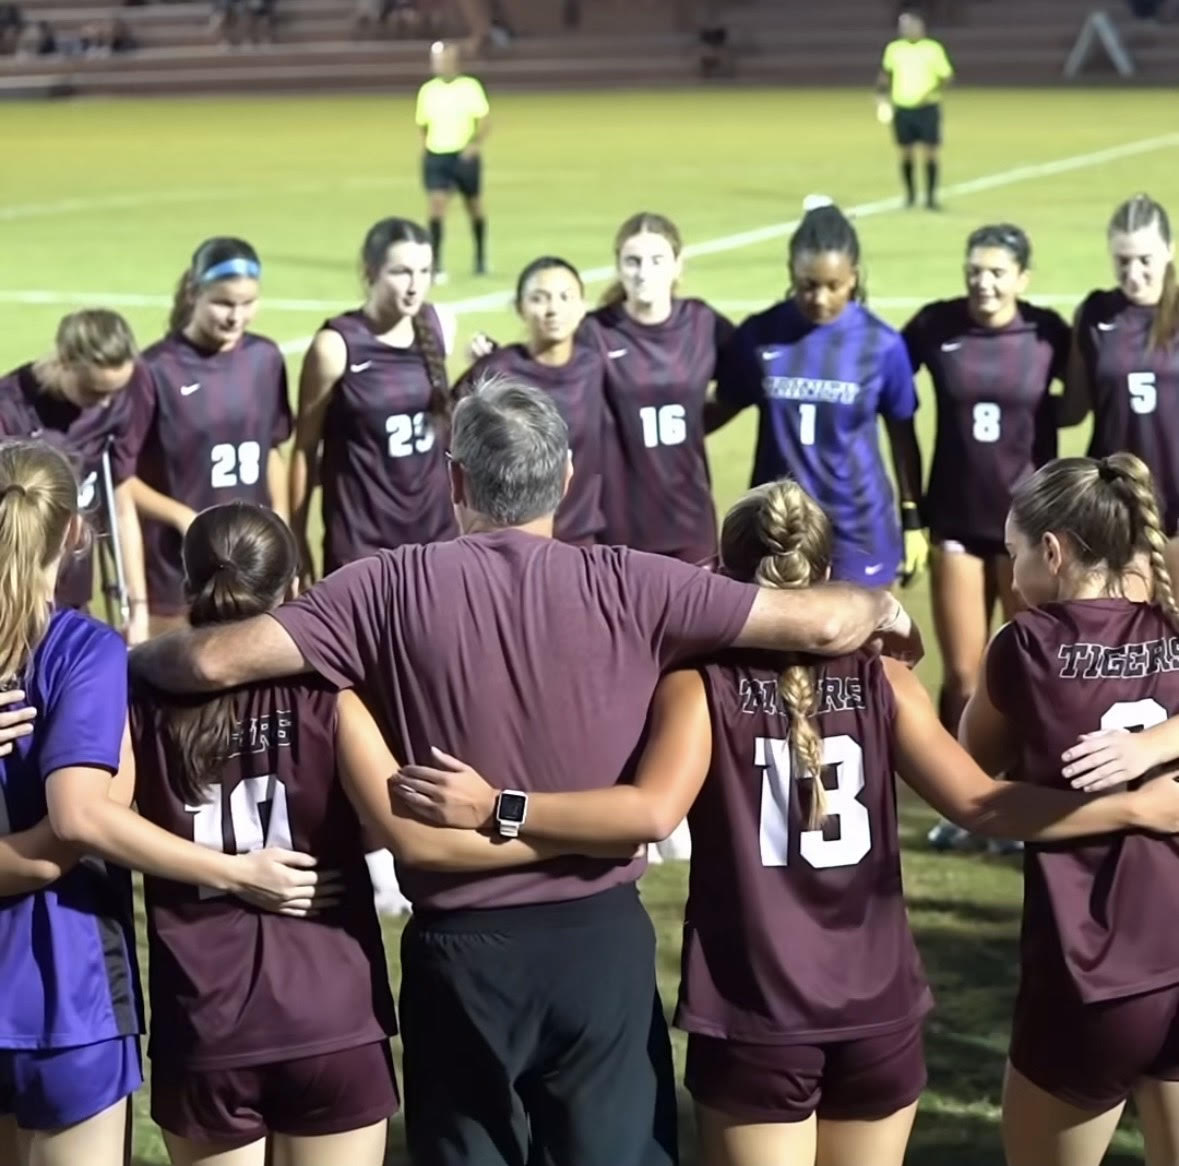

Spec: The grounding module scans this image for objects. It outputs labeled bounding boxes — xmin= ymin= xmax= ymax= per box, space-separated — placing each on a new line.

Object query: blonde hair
xmin=55 ymin=309 xmax=137 ymax=370
xmin=1010 ymin=452 xmax=1179 ymax=632
xmin=0 ymin=441 xmax=82 ymax=682
xmin=600 ymin=211 xmax=683 ymax=309
xmin=1108 ymin=194 xmax=1178 ymax=351
xmin=720 ymin=480 xmax=834 ymax=827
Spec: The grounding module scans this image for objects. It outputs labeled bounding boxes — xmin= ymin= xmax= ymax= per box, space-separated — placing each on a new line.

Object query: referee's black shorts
xmin=893 ymin=104 xmax=942 ymax=147
xmin=422 ymin=150 xmax=482 ymax=198
xmin=399 ymin=883 xmax=678 ymax=1166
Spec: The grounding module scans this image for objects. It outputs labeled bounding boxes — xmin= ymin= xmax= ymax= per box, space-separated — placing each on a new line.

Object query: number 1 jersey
xmin=676 ymin=649 xmax=931 ymax=1044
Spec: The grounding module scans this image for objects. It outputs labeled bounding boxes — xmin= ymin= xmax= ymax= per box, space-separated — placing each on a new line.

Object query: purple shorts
xmin=684 ymin=1022 xmax=926 ymax=1124
xmin=0 ymin=1035 xmax=141 ymax=1130
xmin=152 ymin=1040 xmax=399 ymax=1148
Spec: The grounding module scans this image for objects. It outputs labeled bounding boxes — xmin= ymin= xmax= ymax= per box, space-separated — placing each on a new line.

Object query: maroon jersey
xmin=676 ymin=650 xmax=931 ymax=1044
xmin=988 ymin=599 xmax=1179 ymax=1003
xmin=130 ymin=677 xmax=396 ymax=1070
xmin=0 ymin=362 xmax=144 ymax=609
xmin=1080 ymin=289 xmax=1179 ymax=532
xmin=320 ymin=308 xmax=457 ymax=573
xmin=590 ymin=299 xmax=733 ymax=563
xmin=904 ymin=298 xmax=1068 ymax=544
xmin=271 ymin=532 xmax=757 ymax=911
xmin=132 ymin=333 xmax=293 ymax=615
xmin=455 ymin=339 xmax=607 ymax=545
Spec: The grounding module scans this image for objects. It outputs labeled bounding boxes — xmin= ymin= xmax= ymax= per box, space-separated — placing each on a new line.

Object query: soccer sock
xmin=473 ymin=217 xmax=487 ymax=271
xmin=901 ymin=159 xmax=916 ymax=204
xmin=429 ymin=217 xmax=444 ymax=271
xmin=926 ymin=160 xmax=940 ymax=205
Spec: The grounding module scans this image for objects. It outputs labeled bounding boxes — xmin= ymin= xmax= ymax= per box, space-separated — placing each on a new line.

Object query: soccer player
xmin=708 ymin=202 xmax=926 ymax=590
xmin=904 ymin=224 xmax=1070 ymax=849
xmin=961 ymin=452 xmax=1179 ymax=1166
xmin=0 ymin=310 xmax=149 ymax=641
xmin=0 ymin=441 xmax=322 ymax=1166
xmin=1060 ymin=194 xmax=1179 ymax=575
xmin=876 ymin=10 xmax=953 ymax=210
xmin=454 ymin=256 xmax=607 ymax=546
xmin=129 ymin=379 xmax=921 ymax=1166
xmin=289 ymin=216 xmax=457 ymax=583
xmin=128 ymin=237 xmax=293 ymax=637
xmin=395 ymin=477 xmax=1179 ymax=1166
xmin=416 ymin=40 xmax=490 ymax=281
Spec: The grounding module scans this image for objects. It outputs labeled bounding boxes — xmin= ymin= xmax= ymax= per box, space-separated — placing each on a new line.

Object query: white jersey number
xmin=638 ymin=404 xmax=687 ymax=448
xmin=972 ymin=402 xmax=1002 ymax=443
xmin=1101 ymin=698 xmax=1168 ymax=738
xmin=186 ymin=775 xmax=292 ymax=900
xmin=1129 ymin=372 xmax=1158 ymax=416
xmin=77 ymin=470 xmax=98 ymax=510
xmin=211 ymin=441 xmax=262 ymax=489
xmin=798 ymin=402 xmax=817 ymax=447
xmin=386 ymin=412 xmax=434 ymax=458
xmin=757 ymin=733 xmax=872 ymax=869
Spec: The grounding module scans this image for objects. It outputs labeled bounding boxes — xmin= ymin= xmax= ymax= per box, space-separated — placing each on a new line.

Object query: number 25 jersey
xmin=676 ymin=649 xmax=931 ymax=1044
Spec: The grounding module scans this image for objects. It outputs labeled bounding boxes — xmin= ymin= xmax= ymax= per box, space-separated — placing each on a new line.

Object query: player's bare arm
xmin=266 ymin=448 xmax=289 ymax=523
xmin=888 ymin=657 xmax=1179 ymax=839
xmin=113 ymin=480 xmax=150 ymax=644
xmin=1056 ymin=307 xmax=1094 ymax=427
xmin=126 ymin=475 xmax=197 ymax=536
xmin=702 ymin=396 xmax=743 ymax=434
xmin=958 ymin=640 xmax=1017 ymax=775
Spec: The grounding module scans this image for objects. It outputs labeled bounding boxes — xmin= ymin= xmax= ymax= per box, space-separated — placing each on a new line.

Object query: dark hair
xmin=966 ymin=223 xmax=1032 ymax=270
xmin=514 ymin=256 xmax=584 ymax=310
xmin=1109 ymin=194 xmax=1178 ymax=351
xmin=788 ymin=204 xmax=866 ymax=303
xmin=600 ymin=212 xmax=683 ymax=308
xmin=169 ymin=237 xmax=261 ymax=335
xmin=161 ymin=503 xmax=297 ymax=803
xmin=360 ymin=217 xmax=450 ymax=425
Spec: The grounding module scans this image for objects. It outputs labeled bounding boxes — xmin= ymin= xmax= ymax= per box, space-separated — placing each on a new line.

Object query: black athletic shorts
xmin=399 ymin=883 xmax=678 ymax=1166
xmin=893 ymin=104 xmax=942 ymax=147
xmin=422 ymin=150 xmax=482 ymax=197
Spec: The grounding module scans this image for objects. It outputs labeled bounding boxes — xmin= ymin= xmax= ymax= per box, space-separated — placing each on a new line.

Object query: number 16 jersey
xmin=676 ymin=649 xmax=931 ymax=1045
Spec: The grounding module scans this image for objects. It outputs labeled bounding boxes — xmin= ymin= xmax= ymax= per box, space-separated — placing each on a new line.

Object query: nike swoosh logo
xmin=1097 ymin=322 xmax=1118 ymax=332
xmin=180 ymin=383 xmax=200 ymax=396
xmin=940 ymin=342 xmax=962 ymax=352
xmin=761 ymin=351 xmax=776 ymax=362
xmin=864 ymin=563 xmax=885 ymax=576
xmin=350 ymin=361 xmax=373 ymax=373
xmin=607 ymin=349 xmax=627 ymax=360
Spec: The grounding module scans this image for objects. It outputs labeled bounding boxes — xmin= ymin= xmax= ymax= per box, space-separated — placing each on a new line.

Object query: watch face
xmin=498 ymin=792 xmax=528 ymax=823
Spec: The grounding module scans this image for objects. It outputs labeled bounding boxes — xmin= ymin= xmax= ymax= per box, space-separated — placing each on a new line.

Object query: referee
xmin=415 ymin=40 xmax=491 ymax=282
xmin=876 ymin=10 xmax=954 ymax=211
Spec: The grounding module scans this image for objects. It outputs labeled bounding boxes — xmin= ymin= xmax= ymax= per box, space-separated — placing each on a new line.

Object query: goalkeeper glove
xmin=899 ymin=501 xmax=929 ymax=588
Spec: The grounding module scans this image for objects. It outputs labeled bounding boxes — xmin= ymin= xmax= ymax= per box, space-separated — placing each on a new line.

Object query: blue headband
xmin=198 ymin=257 xmax=261 ymax=284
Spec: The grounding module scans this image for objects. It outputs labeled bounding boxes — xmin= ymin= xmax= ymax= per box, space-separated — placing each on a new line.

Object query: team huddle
xmin=1 ymin=186 xmax=1179 ymax=1166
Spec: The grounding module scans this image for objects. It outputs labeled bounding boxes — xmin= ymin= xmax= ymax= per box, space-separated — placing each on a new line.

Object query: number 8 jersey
xmin=675 ymin=649 xmax=932 ymax=1044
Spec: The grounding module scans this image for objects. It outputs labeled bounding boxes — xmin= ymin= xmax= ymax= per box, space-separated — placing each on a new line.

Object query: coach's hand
xmin=0 ymin=690 xmax=36 ymax=757
xmin=229 ymin=849 xmax=344 ymax=917
xmin=394 ymin=748 xmax=498 ymax=829
xmin=869 ymin=594 xmax=924 ymax=668
xmin=1063 ymin=728 xmax=1163 ymax=792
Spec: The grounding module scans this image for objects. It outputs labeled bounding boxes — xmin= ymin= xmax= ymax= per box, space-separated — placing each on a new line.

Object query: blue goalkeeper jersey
xmin=716 ymin=300 xmax=918 ymax=586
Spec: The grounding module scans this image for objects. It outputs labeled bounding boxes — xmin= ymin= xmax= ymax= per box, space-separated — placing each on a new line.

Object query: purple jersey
xmin=904 ymin=299 xmax=1067 ymax=545
xmin=0 ymin=610 xmax=141 ymax=1048
xmin=1079 ymin=290 xmax=1179 ymax=532
xmin=271 ymin=533 xmax=757 ymax=910
xmin=131 ymin=333 xmax=292 ymax=615
xmin=320 ymin=309 xmax=457 ymax=573
xmin=676 ymin=650 xmax=931 ymax=1044
xmin=131 ymin=678 xmax=395 ymax=1070
xmin=455 ymin=339 xmax=607 ymax=545
xmin=590 ymin=300 xmax=733 ymax=563
xmin=0 ymin=363 xmax=144 ymax=610
xmin=988 ymin=600 xmax=1179 ymax=1003
xmin=716 ymin=301 xmax=917 ymax=586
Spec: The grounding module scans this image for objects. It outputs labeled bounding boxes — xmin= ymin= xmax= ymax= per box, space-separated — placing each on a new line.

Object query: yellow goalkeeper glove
xmin=900 ymin=502 xmax=929 ymax=588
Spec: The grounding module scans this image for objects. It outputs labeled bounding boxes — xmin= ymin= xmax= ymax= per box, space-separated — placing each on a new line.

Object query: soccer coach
xmin=416 ymin=39 xmax=490 ymax=282
xmin=877 ymin=9 xmax=954 ymax=211
xmin=129 ymin=378 xmax=920 ymax=1166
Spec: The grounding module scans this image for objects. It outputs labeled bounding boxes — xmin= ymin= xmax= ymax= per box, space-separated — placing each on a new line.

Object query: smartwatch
xmin=495 ymin=790 xmax=529 ymax=838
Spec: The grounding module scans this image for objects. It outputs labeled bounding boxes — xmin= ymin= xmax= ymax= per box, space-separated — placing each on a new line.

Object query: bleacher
xmin=1 ymin=0 xmax=1177 ymax=99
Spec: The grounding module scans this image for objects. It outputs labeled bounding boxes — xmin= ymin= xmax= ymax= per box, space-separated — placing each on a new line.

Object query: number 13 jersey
xmin=676 ymin=649 xmax=932 ymax=1044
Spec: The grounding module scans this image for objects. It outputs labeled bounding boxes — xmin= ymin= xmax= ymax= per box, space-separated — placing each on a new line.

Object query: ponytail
xmin=1150 ymin=259 xmax=1179 ymax=352
xmin=414 ymin=312 xmax=452 ymax=426
xmin=169 ymin=270 xmax=197 ymax=335
xmin=779 ymin=664 xmax=828 ymax=828
xmin=598 ymin=282 xmax=626 ymax=309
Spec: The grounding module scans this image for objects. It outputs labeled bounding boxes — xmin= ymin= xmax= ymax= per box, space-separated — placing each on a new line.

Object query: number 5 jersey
xmin=676 ymin=648 xmax=932 ymax=1044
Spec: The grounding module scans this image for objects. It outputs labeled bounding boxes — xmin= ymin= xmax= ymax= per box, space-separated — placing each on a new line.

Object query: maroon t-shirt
xmin=131 ymin=333 xmax=293 ymax=615
xmin=0 ymin=362 xmax=145 ymax=610
xmin=903 ymin=298 xmax=1068 ymax=544
xmin=131 ymin=677 xmax=395 ymax=1070
xmin=590 ymin=299 xmax=733 ymax=564
xmin=454 ymin=339 xmax=607 ymax=546
xmin=271 ymin=530 xmax=757 ymax=910
xmin=319 ymin=308 xmax=457 ymax=573
xmin=1080 ymin=289 xmax=1179 ymax=532
xmin=988 ymin=599 xmax=1179 ymax=1004
xmin=676 ymin=650 xmax=931 ymax=1043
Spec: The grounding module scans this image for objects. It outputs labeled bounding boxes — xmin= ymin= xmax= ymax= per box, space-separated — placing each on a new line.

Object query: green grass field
xmin=5 ymin=86 xmax=1177 ymax=1164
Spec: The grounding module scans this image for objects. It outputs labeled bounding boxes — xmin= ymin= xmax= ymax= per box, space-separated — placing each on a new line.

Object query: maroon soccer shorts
xmin=1010 ymin=978 xmax=1179 ymax=1111
xmin=684 ymin=1021 xmax=927 ymax=1124
xmin=152 ymin=1041 xmax=398 ymax=1148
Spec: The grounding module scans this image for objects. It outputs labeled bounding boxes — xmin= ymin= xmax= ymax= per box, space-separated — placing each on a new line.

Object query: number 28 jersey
xmin=675 ymin=649 xmax=931 ymax=1044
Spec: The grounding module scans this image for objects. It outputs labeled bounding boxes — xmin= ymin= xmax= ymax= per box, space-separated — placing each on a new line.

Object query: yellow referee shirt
xmin=881 ymin=38 xmax=953 ymax=108
xmin=415 ymin=76 xmax=490 ymax=154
